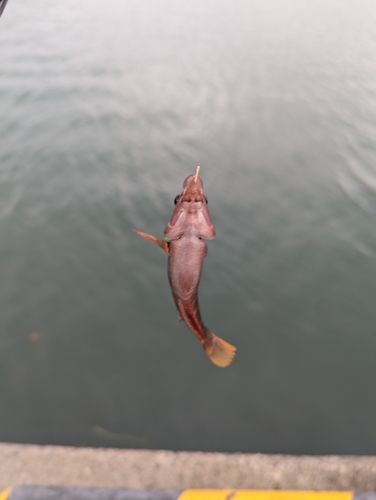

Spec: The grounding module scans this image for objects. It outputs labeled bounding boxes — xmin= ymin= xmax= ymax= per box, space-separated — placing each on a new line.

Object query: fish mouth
xmin=183 ymin=174 xmax=203 ymax=192
xmin=184 ymin=186 xmax=201 ymax=197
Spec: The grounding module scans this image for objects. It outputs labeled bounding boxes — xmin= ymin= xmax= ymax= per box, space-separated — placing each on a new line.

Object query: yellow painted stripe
xmin=178 ymin=490 xmax=353 ymax=500
xmin=0 ymin=488 xmax=12 ymax=500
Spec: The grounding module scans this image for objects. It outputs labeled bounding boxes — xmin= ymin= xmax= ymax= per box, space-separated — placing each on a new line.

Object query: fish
xmin=134 ymin=169 xmax=236 ymax=367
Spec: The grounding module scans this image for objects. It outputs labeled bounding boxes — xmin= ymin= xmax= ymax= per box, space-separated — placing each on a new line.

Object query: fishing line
xmin=196 ymin=83 xmax=212 ymax=172
xmin=201 ymin=85 xmax=211 ymax=142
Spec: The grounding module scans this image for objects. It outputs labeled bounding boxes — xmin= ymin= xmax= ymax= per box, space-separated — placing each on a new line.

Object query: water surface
xmin=1 ymin=0 xmax=376 ymax=454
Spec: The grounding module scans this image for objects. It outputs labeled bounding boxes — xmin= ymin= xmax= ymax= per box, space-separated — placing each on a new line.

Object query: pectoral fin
xmin=133 ymin=229 xmax=170 ymax=255
xmin=197 ymin=210 xmax=215 ymax=239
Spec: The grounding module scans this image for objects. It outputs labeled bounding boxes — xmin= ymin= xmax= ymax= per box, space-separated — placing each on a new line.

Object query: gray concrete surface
xmin=1 ymin=443 xmax=376 ymax=492
xmin=7 ymin=486 xmax=182 ymax=500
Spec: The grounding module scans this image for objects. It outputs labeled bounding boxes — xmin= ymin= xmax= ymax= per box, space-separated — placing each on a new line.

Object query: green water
xmin=1 ymin=0 xmax=376 ymax=454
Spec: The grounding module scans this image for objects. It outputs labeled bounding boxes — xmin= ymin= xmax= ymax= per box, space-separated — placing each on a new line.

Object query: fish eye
xmin=204 ymin=196 xmax=208 ymax=204
xmin=174 ymin=195 xmax=181 ymax=205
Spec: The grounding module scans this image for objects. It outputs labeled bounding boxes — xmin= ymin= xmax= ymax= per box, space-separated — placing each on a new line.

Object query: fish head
xmin=182 ymin=174 xmax=203 ymax=190
xmin=180 ymin=174 xmax=205 ymax=206
xmin=164 ymin=174 xmax=215 ymax=240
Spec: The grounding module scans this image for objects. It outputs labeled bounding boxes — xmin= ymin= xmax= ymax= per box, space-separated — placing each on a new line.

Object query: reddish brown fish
xmin=134 ymin=173 xmax=236 ymax=367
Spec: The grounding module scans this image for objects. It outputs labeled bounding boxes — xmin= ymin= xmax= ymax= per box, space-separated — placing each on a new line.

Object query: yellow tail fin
xmin=203 ymin=332 xmax=236 ymax=368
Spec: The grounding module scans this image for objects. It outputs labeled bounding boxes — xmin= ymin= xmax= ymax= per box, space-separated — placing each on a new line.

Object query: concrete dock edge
xmin=1 ymin=443 xmax=376 ymax=492
xmin=2 ymin=487 xmax=376 ymax=500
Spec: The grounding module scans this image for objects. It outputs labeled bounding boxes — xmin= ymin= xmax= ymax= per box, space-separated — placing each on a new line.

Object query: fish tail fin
xmin=202 ymin=330 xmax=236 ymax=368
